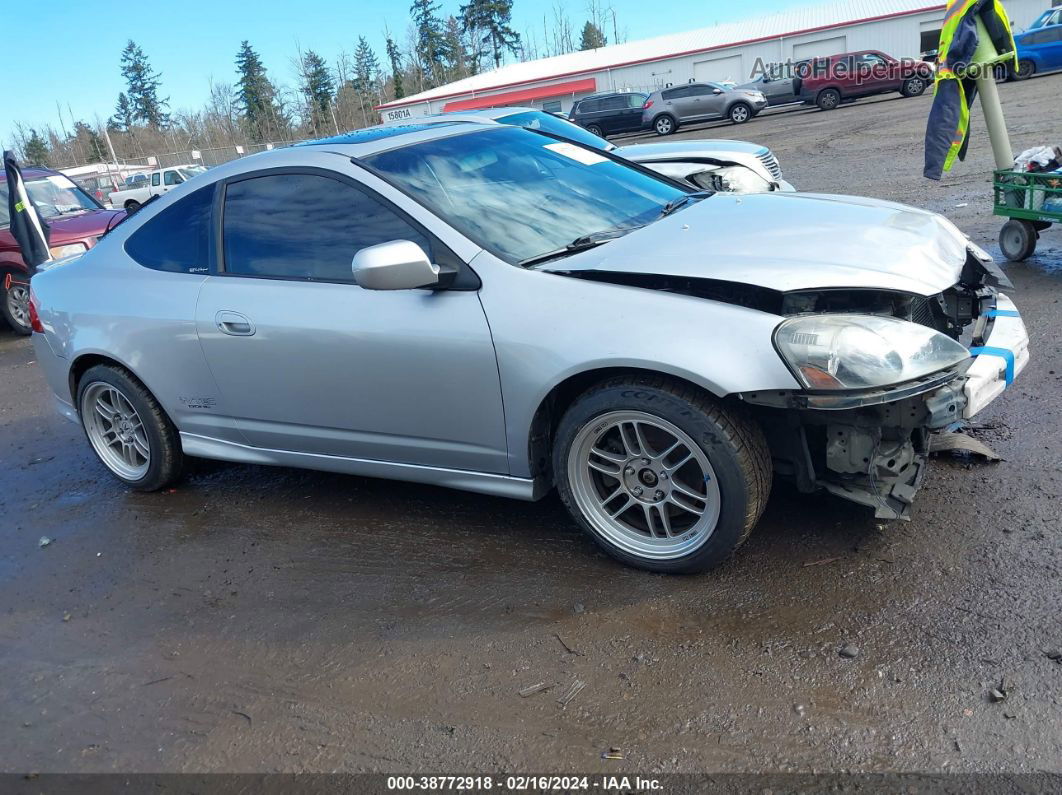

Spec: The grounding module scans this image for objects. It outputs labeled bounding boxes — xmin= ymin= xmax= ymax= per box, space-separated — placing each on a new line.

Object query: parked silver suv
xmin=643 ymin=82 xmax=768 ymax=135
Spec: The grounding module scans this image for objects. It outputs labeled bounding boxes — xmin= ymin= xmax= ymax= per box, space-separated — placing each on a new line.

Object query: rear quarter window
xmin=125 ymin=185 xmax=214 ymax=274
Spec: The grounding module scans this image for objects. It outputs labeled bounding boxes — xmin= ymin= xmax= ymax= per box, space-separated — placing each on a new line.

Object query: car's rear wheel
xmin=901 ymin=76 xmax=927 ymax=97
xmin=0 ymin=275 xmax=32 ymax=335
xmin=553 ymin=375 xmax=771 ymax=574
xmin=653 ymin=114 xmax=677 ymax=136
xmin=124 ymin=199 xmax=141 ymax=213
xmin=728 ymin=102 xmax=752 ymax=124
xmin=999 ymin=219 xmax=1037 ymax=261
xmin=1013 ymin=59 xmax=1036 ymax=81
xmin=585 ymin=124 xmax=604 ymax=138
xmin=77 ymin=364 xmax=184 ymax=491
xmin=816 ymin=88 xmax=841 ymax=110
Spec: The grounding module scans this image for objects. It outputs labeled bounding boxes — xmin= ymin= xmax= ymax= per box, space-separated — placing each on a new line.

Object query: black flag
xmin=3 ymin=150 xmax=52 ymax=273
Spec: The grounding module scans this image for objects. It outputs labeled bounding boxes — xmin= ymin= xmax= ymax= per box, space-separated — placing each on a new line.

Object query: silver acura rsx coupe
xmin=29 ymin=122 xmax=1030 ymax=573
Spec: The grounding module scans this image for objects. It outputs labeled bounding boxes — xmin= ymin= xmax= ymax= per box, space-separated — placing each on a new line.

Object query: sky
xmin=0 ymin=0 xmax=816 ymax=151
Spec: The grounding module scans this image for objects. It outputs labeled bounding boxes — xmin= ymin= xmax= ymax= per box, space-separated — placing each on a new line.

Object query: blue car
xmin=1012 ymin=15 xmax=1062 ymax=80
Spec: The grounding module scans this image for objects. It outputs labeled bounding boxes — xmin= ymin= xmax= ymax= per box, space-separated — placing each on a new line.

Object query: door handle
xmin=216 ymin=310 xmax=255 ymax=336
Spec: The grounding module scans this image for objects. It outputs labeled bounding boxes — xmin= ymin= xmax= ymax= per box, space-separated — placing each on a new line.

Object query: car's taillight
xmin=28 ymin=288 xmax=44 ymax=333
xmin=643 ymin=99 xmax=654 ymax=109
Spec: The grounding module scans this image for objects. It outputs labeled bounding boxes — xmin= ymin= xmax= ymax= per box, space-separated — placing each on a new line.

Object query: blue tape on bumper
xmin=986 ymin=309 xmax=1020 ymax=318
xmin=969 ymin=346 xmax=1015 ymax=386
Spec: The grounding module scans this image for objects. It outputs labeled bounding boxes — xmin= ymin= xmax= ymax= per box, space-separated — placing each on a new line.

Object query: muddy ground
xmin=1 ymin=74 xmax=1060 ymax=776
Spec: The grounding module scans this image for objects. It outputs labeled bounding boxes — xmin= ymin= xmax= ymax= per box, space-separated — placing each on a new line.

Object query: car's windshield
xmin=178 ymin=165 xmax=207 ymax=180
xmin=497 ymin=110 xmax=612 ymax=152
xmin=0 ymin=174 xmax=99 ymax=225
xmin=365 ymin=126 xmax=689 ymax=265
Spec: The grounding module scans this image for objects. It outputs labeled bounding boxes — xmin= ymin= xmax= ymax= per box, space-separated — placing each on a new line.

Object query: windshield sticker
xmin=544 ymin=142 xmax=608 ymax=165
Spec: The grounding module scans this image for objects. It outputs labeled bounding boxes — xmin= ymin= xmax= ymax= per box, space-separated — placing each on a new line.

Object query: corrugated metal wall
xmin=404 ymin=0 xmax=1048 ymax=117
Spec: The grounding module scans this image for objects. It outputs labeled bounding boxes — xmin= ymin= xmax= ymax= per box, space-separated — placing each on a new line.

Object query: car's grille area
xmin=756 ymin=149 xmax=782 ymax=180
xmin=910 ymin=295 xmax=937 ymax=329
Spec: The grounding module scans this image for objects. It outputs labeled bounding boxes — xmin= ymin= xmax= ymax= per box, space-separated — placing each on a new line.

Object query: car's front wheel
xmin=553 ymin=376 xmax=772 ymax=574
xmin=77 ymin=364 xmax=184 ymax=491
xmin=728 ymin=102 xmax=752 ymax=124
xmin=653 ymin=114 xmax=677 ymax=136
xmin=0 ymin=274 xmax=32 ymax=335
xmin=901 ymin=76 xmax=927 ymax=97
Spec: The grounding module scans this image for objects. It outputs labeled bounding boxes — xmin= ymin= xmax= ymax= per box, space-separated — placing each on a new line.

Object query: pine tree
xmin=353 ymin=37 xmax=381 ymax=97
xmin=411 ymin=0 xmax=451 ymax=86
xmin=24 ymin=129 xmax=50 ymax=166
xmin=460 ymin=0 xmax=521 ymax=70
xmin=110 ymin=92 xmax=136 ymax=132
xmin=74 ymin=121 xmax=107 ymax=163
xmin=119 ymin=40 xmax=170 ymax=128
xmin=579 ymin=21 xmax=607 ymax=50
xmin=300 ymin=50 xmax=336 ymax=134
xmin=386 ymin=36 xmax=405 ymax=99
xmin=235 ymin=41 xmax=281 ymax=141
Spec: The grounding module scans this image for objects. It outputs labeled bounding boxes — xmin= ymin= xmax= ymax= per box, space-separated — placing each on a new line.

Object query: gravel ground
xmin=1 ymin=74 xmax=1060 ymax=776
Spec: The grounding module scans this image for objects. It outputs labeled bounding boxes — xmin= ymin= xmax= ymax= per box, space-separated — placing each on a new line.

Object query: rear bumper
xmin=31 ymin=332 xmax=76 ymax=424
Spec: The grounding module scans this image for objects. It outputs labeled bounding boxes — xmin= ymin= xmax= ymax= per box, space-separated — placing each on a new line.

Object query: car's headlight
xmin=48 ymin=242 xmax=87 ymax=258
xmin=774 ymin=314 xmax=970 ymax=390
xmin=692 ymin=165 xmax=772 ymax=194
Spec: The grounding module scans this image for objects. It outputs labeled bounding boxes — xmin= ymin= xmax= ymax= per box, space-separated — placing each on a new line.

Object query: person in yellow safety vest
xmin=923 ymin=0 xmax=1017 ymax=180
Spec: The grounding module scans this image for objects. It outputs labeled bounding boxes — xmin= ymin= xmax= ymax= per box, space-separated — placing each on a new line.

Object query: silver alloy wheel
xmin=906 ymin=77 xmax=925 ymax=94
xmin=820 ymin=91 xmax=839 ymax=109
xmin=5 ymin=283 xmax=30 ymax=331
xmin=731 ymin=105 xmax=750 ymax=122
xmin=568 ymin=410 xmax=722 ymax=561
xmin=655 ymin=117 xmax=673 ymax=135
xmin=81 ymin=381 xmax=151 ymax=480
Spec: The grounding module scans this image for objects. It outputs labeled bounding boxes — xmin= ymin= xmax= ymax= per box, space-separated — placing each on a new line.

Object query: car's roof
xmin=0 ymin=166 xmax=59 ymax=182
xmin=281 ymin=120 xmax=501 ymax=158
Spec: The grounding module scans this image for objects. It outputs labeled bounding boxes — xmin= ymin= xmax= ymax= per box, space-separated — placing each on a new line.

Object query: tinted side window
xmin=627 ymin=94 xmax=646 ymax=108
xmin=600 ymin=96 xmax=627 ymax=111
xmin=222 ymin=173 xmax=431 ymax=282
xmin=125 ymin=185 xmax=214 ymax=273
xmin=578 ymin=99 xmax=600 ymax=113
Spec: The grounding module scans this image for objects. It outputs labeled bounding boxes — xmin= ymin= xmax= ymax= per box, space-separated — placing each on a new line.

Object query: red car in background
xmin=0 ymin=166 xmax=123 ymax=334
xmin=798 ymin=50 xmax=933 ymax=110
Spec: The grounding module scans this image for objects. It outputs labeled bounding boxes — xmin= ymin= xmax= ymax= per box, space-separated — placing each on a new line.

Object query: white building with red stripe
xmin=377 ymin=0 xmax=1046 ymax=121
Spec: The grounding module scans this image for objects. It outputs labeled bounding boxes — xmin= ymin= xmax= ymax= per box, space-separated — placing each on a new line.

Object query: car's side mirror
xmin=712 ymin=88 xmax=723 ymax=94
xmin=352 ymin=240 xmax=440 ymax=290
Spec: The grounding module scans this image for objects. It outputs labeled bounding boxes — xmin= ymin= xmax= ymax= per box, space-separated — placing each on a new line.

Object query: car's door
xmin=161 ymin=169 xmax=183 ymax=193
xmin=194 ymin=167 xmax=509 ymax=473
xmin=859 ymin=52 xmax=899 ymax=92
xmin=617 ymin=94 xmax=646 ymax=131
xmin=1039 ymin=25 xmax=1062 ymax=71
xmin=698 ymin=83 xmax=730 ymax=119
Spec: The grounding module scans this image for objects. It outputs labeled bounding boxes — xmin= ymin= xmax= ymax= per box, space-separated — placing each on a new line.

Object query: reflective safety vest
xmin=923 ymin=0 xmax=1017 ymax=180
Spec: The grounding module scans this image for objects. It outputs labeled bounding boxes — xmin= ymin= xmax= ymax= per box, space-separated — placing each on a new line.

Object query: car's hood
xmin=46 ymin=209 xmax=123 ymax=243
xmin=616 ymin=139 xmax=767 ymax=161
xmin=541 ymin=192 xmax=972 ymax=296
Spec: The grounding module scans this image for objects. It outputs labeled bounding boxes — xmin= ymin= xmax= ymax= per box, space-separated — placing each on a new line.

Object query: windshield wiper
xmin=659 ymin=190 xmax=713 ymax=218
xmin=518 ymin=227 xmax=639 ymax=268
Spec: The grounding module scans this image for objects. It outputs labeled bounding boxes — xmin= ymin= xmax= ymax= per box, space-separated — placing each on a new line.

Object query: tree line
xmin=10 ymin=0 xmax=620 ymax=168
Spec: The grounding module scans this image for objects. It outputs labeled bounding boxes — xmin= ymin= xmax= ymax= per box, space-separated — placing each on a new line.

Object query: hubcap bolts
xmin=654 ymin=490 xmax=664 ymax=500
xmin=625 ymin=466 xmax=635 ymax=475
xmin=633 ymin=487 xmax=643 ymax=496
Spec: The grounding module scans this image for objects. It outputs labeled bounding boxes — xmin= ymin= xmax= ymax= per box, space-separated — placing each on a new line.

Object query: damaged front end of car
xmin=558 ymin=244 xmax=1029 ymax=520
xmin=736 ymin=249 xmax=1028 ymax=520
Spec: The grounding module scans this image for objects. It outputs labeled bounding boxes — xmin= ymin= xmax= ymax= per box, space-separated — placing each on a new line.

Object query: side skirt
xmin=179 ymin=433 xmax=547 ymax=502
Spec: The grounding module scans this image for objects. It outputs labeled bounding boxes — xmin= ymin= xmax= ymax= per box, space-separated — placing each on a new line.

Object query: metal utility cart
xmin=994 ymin=168 xmax=1062 ymax=261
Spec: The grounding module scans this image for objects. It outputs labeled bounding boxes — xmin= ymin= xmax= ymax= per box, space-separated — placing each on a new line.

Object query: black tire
xmin=653 ymin=114 xmax=677 ymax=136
xmin=816 ymin=88 xmax=841 ymax=110
xmin=1013 ymin=59 xmax=1035 ymax=81
xmin=728 ymin=102 xmax=752 ymax=124
xmin=0 ymin=273 xmax=32 ymax=336
xmin=585 ymin=124 xmax=604 ymax=138
xmin=999 ymin=219 xmax=1037 ymax=262
xmin=900 ymin=76 xmax=927 ymax=97
xmin=553 ymin=375 xmax=772 ymax=574
xmin=124 ymin=199 xmax=141 ymax=212
xmin=76 ymin=364 xmax=184 ymax=491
